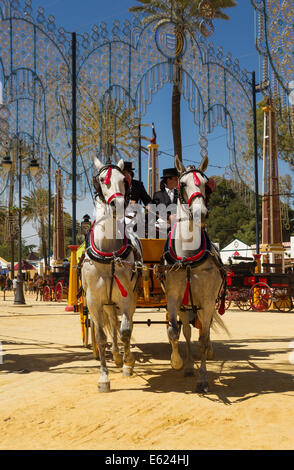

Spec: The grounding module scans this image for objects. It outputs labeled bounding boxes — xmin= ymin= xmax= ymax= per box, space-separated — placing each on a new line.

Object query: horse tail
xmin=211 ymin=309 xmax=231 ymax=338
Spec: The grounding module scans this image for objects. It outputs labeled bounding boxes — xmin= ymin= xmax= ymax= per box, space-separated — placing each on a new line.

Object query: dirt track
xmin=1 ymin=292 xmax=294 ymax=450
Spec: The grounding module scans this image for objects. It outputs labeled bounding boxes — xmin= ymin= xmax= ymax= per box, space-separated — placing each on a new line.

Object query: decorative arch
xmin=0 ymin=0 xmax=255 ymax=199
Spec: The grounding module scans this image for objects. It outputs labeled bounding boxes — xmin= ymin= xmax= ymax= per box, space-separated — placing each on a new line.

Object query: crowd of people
xmin=0 ymin=272 xmax=46 ymax=301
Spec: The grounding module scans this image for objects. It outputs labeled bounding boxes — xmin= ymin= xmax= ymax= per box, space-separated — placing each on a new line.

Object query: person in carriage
xmin=123 ymin=161 xmax=152 ymax=208
xmin=152 ymin=167 xmax=179 ymax=232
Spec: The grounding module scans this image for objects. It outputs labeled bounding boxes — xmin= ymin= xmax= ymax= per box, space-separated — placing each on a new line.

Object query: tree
xmin=206 ymin=177 xmax=261 ymax=248
xmin=22 ymin=188 xmax=54 ymax=265
xmin=63 ymin=211 xmax=83 ymax=257
xmin=129 ymin=0 xmax=237 ymax=161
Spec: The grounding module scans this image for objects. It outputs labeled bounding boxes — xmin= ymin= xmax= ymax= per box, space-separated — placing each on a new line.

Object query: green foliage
xmin=206 ymin=177 xmax=261 ymax=248
xmin=63 ymin=211 xmax=84 ymax=257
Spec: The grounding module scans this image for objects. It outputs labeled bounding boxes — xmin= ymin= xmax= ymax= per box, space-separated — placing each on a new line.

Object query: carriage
xmin=136 ymin=238 xmax=166 ymax=308
xmin=222 ymin=256 xmax=294 ymax=312
xmin=42 ymin=268 xmax=69 ymax=302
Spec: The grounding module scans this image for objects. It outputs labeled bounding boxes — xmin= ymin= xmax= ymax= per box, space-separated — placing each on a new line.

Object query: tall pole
xmin=252 ymin=71 xmax=260 ymax=255
xmin=138 ymin=121 xmax=142 ymax=182
xmin=14 ymin=139 xmax=25 ymax=305
xmin=72 ymin=32 xmax=77 ymax=245
xmin=48 ymin=152 xmax=51 ymax=271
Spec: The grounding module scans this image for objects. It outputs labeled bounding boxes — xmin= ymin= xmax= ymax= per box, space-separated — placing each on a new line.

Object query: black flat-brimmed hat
xmin=161 ymin=168 xmax=179 ymax=178
xmin=123 ymin=161 xmax=135 ymax=176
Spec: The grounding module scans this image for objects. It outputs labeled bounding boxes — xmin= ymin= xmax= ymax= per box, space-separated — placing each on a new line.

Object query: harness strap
xmin=108 ymin=260 xmax=115 ymax=304
xmin=107 ymin=192 xmax=124 ymax=205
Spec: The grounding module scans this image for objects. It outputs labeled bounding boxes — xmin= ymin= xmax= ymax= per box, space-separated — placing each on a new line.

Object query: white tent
xmin=0 ymin=256 xmax=9 ymax=274
xmin=220 ymin=239 xmax=254 ymax=265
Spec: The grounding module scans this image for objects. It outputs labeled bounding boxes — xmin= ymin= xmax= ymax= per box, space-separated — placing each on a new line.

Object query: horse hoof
xmin=98 ymin=381 xmax=111 ymax=393
xmin=122 ymin=365 xmax=133 ymax=377
xmin=196 ymin=381 xmax=209 ymax=394
xmin=171 ymin=353 xmax=183 ymax=370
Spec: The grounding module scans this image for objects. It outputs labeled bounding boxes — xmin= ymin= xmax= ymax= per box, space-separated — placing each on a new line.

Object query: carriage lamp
xmin=28 ymin=157 xmax=40 ymax=176
xmin=1 ymin=153 xmax=12 ymax=173
xmin=81 ymin=214 xmax=91 ymax=236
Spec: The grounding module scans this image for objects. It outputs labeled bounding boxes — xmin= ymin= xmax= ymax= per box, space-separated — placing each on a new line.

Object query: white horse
xmin=81 ymin=157 xmax=142 ymax=392
xmin=164 ymin=154 xmax=227 ymax=393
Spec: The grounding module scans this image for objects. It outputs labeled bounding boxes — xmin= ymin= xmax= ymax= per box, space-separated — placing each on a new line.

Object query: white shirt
xmin=166 ymin=187 xmax=175 ymax=203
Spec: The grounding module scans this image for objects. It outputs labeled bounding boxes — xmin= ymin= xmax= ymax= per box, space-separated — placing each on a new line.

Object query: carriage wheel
xmin=43 ymin=285 xmax=51 ymax=302
xmin=91 ymin=321 xmax=100 ymax=360
xmin=55 ymin=282 xmax=63 ymax=302
xmin=235 ymin=288 xmax=251 ymax=311
xmin=249 ymin=282 xmax=272 ymax=311
xmin=274 ymin=289 xmax=293 ymax=312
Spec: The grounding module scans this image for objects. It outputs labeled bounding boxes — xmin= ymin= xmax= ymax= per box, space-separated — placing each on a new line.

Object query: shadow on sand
xmin=1 ymin=336 xmax=293 ymax=404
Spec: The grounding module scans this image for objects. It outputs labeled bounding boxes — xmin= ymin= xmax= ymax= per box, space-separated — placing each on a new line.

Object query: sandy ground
xmin=0 ymin=290 xmax=294 ymax=451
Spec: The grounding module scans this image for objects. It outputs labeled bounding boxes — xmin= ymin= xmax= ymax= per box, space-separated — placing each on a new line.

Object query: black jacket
xmin=152 ymin=188 xmax=179 ymax=207
xmin=129 ymin=179 xmax=152 ymax=206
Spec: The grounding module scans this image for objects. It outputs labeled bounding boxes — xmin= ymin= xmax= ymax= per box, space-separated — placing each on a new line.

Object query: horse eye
xmin=100 ymin=177 xmax=104 ymax=183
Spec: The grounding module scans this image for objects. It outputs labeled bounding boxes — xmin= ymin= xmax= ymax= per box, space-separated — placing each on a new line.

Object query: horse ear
xmin=198 ymin=155 xmax=208 ymax=173
xmin=94 ymin=156 xmax=103 ymax=171
xmin=175 ymin=154 xmax=185 ymax=174
xmin=117 ymin=159 xmax=124 ymax=171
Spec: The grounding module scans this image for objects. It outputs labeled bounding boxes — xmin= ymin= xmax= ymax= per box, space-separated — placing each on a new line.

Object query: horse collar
xmin=164 ymin=224 xmax=211 ymax=266
xmin=87 ymin=220 xmax=132 ymax=263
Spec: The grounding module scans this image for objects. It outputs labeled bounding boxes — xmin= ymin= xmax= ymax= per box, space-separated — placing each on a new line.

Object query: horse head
xmin=175 ymin=154 xmax=215 ymax=222
xmin=93 ymin=157 xmax=127 ymax=214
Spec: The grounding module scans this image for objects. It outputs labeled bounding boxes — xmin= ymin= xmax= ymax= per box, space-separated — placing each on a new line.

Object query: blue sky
xmin=22 ymin=0 xmax=293 ymax=244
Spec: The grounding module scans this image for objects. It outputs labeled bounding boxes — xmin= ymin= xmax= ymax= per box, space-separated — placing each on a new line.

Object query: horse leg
xmin=179 ymin=310 xmax=195 ymax=376
xmin=196 ymin=309 xmax=213 ymax=393
xmin=112 ymin=325 xmax=123 ymax=367
xmin=167 ymin=301 xmax=183 ymax=371
xmin=103 ymin=304 xmax=123 ymax=367
xmin=96 ymin=323 xmax=110 ymax=393
xmin=120 ymin=312 xmax=135 ymax=377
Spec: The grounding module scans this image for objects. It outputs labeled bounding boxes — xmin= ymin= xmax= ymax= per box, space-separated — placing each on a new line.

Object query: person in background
xmin=12 ymin=277 xmax=17 ymax=295
xmin=152 ymin=167 xmax=179 ymax=228
xmin=123 ymin=161 xmax=152 ymax=208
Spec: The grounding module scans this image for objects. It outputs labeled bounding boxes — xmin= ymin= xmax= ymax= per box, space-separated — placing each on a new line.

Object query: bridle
xmin=178 ymin=166 xmax=208 ymax=208
xmin=93 ymin=163 xmax=129 ymax=205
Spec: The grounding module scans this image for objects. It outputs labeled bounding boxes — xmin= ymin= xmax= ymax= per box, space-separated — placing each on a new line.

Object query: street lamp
xmin=1 ymin=143 xmax=40 ymax=305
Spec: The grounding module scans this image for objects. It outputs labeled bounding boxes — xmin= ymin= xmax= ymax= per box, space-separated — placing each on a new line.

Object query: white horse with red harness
xmin=81 ymin=157 xmax=142 ymax=392
xmin=163 ymin=154 xmax=228 ymax=393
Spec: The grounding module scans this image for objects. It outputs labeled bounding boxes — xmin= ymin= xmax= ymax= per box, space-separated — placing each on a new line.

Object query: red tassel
xmin=104 ymin=166 xmax=111 ymax=185
xmin=182 ymin=281 xmax=190 ymax=305
xmin=113 ymin=274 xmax=128 ymax=297
xmin=193 ymin=171 xmax=200 ymax=187
xmin=218 ymin=297 xmax=225 ymax=315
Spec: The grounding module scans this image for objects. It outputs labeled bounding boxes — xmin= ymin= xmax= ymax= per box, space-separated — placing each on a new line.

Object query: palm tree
xmin=129 ymin=0 xmax=237 ymax=161
xmin=22 ymin=188 xmax=53 ymax=265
